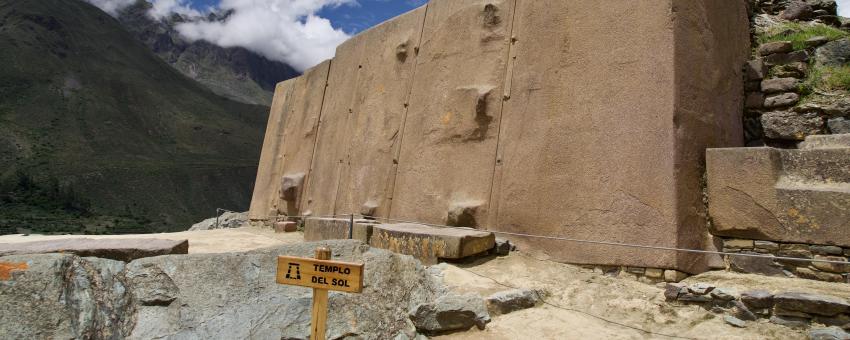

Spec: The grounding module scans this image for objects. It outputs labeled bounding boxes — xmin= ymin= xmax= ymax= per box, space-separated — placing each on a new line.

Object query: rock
xmin=493 ymin=238 xmax=512 ymax=256
xmin=829 ymin=118 xmax=850 ymax=134
xmin=806 ymin=36 xmax=830 ymax=48
xmin=741 ymin=290 xmax=774 ymax=309
xmin=125 ymin=262 xmax=179 ymax=306
xmin=370 ymin=223 xmax=495 ymax=264
xmin=645 ymin=268 xmax=664 ymax=279
xmin=812 ymin=245 xmax=844 ymax=255
xmin=780 ymin=244 xmax=816 ymax=258
xmin=664 ymin=270 xmax=688 ymax=282
xmin=795 ymin=267 xmax=845 ymax=282
xmin=761 ymin=111 xmax=822 ymax=140
xmin=728 ymin=253 xmax=787 ymax=276
xmin=755 ymin=240 xmax=780 ymax=251
xmin=731 ymin=300 xmax=758 ymax=321
xmin=774 ymin=62 xmax=808 ymax=78
xmin=274 ymin=221 xmax=298 ymax=233
xmin=688 ymin=283 xmax=715 ymax=295
xmin=770 ymin=315 xmax=811 ymax=329
xmin=626 ymin=267 xmax=645 ymax=275
xmin=724 ymin=315 xmax=747 ymax=328
xmin=664 ymin=283 xmax=687 ymax=301
xmin=774 ymin=292 xmax=850 ymax=316
xmin=812 ymin=255 xmax=850 ymax=273
xmin=711 ymin=288 xmax=739 ymax=301
xmin=0 ymin=238 xmax=189 ymax=262
xmin=280 ymin=173 xmax=305 ymax=202
xmin=761 ymin=77 xmax=799 ymax=93
xmin=725 ymin=239 xmax=755 ymax=249
xmin=410 ymin=293 xmax=491 ymax=334
xmin=678 ymin=293 xmax=713 ymax=303
xmin=746 ymin=58 xmax=768 ymax=80
xmin=816 ymin=38 xmax=850 ymax=67
xmin=446 ymin=201 xmax=484 ymax=228
xmin=759 ymin=41 xmax=794 ymax=56
xmin=360 ymin=201 xmax=380 ymax=217
xmin=810 ymin=327 xmax=850 ymax=340
xmin=809 ymin=0 xmax=839 ymax=15
xmin=763 ymin=93 xmax=800 ymax=108
xmin=816 ymin=314 xmax=850 ymax=330
xmin=303 ymin=217 xmax=379 ymax=243
xmin=485 ymin=289 xmax=542 ymax=316
xmin=190 ymin=211 xmax=248 ymax=230
xmin=781 ymin=1 xmax=814 ymax=20
xmin=822 ymin=99 xmax=850 ymax=117
xmin=765 ymin=50 xmax=809 ymax=65
xmin=745 ymin=92 xmax=765 ymax=109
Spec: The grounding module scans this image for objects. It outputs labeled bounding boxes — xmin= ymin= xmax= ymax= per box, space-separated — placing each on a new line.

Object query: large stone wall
xmin=249 ymin=0 xmax=750 ymax=273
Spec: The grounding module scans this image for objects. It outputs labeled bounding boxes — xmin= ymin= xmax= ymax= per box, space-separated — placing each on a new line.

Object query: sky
xmin=841 ymin=0 xmax=850 ymax=16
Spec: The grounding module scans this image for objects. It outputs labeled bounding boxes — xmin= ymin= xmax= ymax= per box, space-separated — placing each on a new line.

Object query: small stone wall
xmin=719 ymin=237 xmax=850 ymax=283
xmin=581 ymin=265 xmax=690 ymax=284
xmin=665 ymin=282 xmax=850 ymax=331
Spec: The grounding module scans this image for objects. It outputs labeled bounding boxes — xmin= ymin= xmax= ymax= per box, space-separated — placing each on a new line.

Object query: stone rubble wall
xmin=249 ymin=0 xmax=751 ymax=274
xmin=719 ymin=237 xmax=850 ymax=283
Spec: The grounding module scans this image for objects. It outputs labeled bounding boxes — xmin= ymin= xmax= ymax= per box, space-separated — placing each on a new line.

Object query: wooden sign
xmin=276 ymin=247 xmax=364 ymax=340
xmin=276 ymin=255 xmax=364 ymax=293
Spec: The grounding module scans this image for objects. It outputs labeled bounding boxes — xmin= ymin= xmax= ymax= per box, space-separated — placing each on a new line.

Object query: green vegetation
xmin=758 ymin=22 xmax=848 ymax=51
xmin=0 ymin=0 xmax=268 ymax=233
xmin=805 ymin=65 xmax=850 ymax=92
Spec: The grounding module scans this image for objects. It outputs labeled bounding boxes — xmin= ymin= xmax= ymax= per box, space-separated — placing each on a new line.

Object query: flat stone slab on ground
xmin=370 ymin=223 xmax=495 ymax=264
xmin=0 ymin=238 xmax=189 ymax=262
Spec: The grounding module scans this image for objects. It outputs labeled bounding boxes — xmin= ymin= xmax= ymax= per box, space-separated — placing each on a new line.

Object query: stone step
xmin=0 ymin=238 xmax=189 ymax=262
xmin=799 ymin=133 xmax=850 ymax=150
xmin=369 ymin=223 xmax=495 ymax=264
xmin=780 ymin=147 xmax=850 ymax=183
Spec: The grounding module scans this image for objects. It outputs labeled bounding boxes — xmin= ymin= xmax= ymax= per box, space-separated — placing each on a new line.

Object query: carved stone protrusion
xmin=280 ymin=173 xmax=305 ymax=202
xmin=447 ymin=201 xmax=484 ymax=228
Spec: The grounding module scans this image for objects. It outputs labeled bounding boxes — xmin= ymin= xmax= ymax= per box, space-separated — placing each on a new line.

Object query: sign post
xmin=276 ymin=246 xmax=364 ymax=340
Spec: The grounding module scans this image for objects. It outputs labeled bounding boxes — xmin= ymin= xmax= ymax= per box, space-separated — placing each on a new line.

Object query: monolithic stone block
xmin=707 ymin=141 xmax=850 ymax=247
xmin=0 ymin=238 xmax=189 ymax=262
xmin=369 ymin=223 xmax=495 ymax=264
xmin=303 ymin=218 xmax=377 ymax=243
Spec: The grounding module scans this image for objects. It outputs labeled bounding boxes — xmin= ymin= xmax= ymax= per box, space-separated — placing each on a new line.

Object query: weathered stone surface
xmin=126 ymin=262 xmax=179 ymax=306
xmin=688 ymin=283 xmax=715 ymax=295
xmin=274 ymin=221 xmax=298 ymax=233
xmin=741 ymin=290 xmax=775 ymax=309
xmin=303 ymin=217 xmax=378 ymax=243
xmin=763 ymin=93 xmax=800 ymax=109
xmin=645 ymin=268 xmax=664 ymax=279
xmin=810 ymin=0 xmax=839 ymax=15
xmin=493 ymin=238 xmax=512 ymax=256
xmin=746 ymin=92 xmax=765 ymax=109
xmin=761 ymin=77 xmax=799 ymax=93
xmin=830 ymin=118 xmax=850 ymax=134
xmin=370 ymin=223 xmax=495 ymax=263
xmin=774 ymin=62 xmax=808 ymax=78
xmin=796 ymin=267 xmax=845 ymax=282
xmin=711 ymin=288 xmax=739 ymax=301
xmin=485 ymin=288 xmax=542 ymax=316
xmin=724 ymin=315 xmax=747 ymax=328
xmin=806 ymin=36 xmax=830 ymax=48
xmin=446 ymin=201 xmax=484 ymax=228
xmin=799 ymin=134 xmax=850 ymax=149
xmin=280 ymin=173 xmax=305 ymax=202
xmin=770 ymin=315 xmax=811 ymax=329
xmin=731 ymin=300 xmax=759 ymax=321
xmin=816 ymin=38 xmax=850 ymax=67
xmin=763 ymin=111 xmax=823 ymax=139
xmin=0 ymin=238 xmax=189 ymax=262
xmin=725 ymin=239 xmax=755 ymax=249
xmin=746 ymin=58 xmax=768 ymax=80
xmin=190 ymin=211 xmax=248 ymax=231
xmin=728 ymin=253 xmax=787 ymax=276
xmin=812 ymin=245 xmax=845 ymax=255
xmin=774 ymin=292 xmax=850 ymax=316
xmin=810 ymin=327 xmax=850 ymax=340
xmin=764 ymin=50 xmax=809 ymax=65
xmin=812 ymin=255 xmax=850 ymax=273
xmin=759 ymin=41 xmax=794 ymax=56
xmin=409 ymin=293 xmax=490 ymax=334
xmin=248 ymin=79 xmax=298 ymax=220
xmin=707 ymin=144 xmax=850 ymax=247
xmin=755 ymin=240 xmax=780 ymax=251
xmin=782 ymin=1 xmax=814 ymax=20
xmin=664 ymin=270 xmax=689 ymax=283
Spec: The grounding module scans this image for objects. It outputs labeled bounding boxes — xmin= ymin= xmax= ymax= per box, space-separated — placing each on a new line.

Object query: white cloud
xmin=148 ymin=0 xmax=200 ymax=19
xmin=839 ymin=0 xmax=850 ymax=17
xmin=84 ymin=0 xmax=137 ymax=16
xmin=176 ymin=0 xmax=353 ymax=71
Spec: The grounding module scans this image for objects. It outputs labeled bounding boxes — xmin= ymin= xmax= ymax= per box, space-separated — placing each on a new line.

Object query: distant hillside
xmin=0 ymin=0 xmax=269 ymax=234
xmin=116 ymin=1 xmax=299 ymax=106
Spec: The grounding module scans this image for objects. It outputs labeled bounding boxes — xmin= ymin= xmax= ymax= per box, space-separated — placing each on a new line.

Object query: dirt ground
xmin=3 ymin=228 xmax=847 ymax=339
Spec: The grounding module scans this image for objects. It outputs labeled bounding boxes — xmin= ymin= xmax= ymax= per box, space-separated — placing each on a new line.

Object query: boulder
xmin=809 ymin=0 xmax=838 ymax=15
xmin=485 ymin=289 xmax=543 ymax=316
xmin=774 ymin=292 xmax=850 ymax=316
xmin=759 ymin=41 xmax=794 ymax=56
xmin=781 ymin=1 xmax=814 ymax=20
xmin=816 ymin=38 xmax=850 ymax=67
xmin=761 ymin=78 xmax=799 ymax=93
xmin=0 ymin=238 xmax=189 ymax=262
xmin=189 ymin=211 xmax=247 ymax=231
xmin=761 ymin=111 xmax=822 ymax=139
xmin=409 ymin=293 xmax=490 ymax=334
xmin=810 ymin=327 xmax=850 ymax=340
xmin=0 ymin=240 xmax=462 ymax=339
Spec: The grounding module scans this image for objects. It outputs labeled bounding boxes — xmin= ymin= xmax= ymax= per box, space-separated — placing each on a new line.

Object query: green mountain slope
xmin=0 ymin=0 xmax=268 ymax=233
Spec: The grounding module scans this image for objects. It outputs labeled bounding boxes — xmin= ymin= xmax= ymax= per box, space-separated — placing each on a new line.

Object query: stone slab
xmin=248 ymin=79 xmax=297 ymax=220
xmin=303 ymin=218 xmax=378 ymax=243
xmin=0 ymin=238 xmax=189 ymax=262
xmin=369 ymin=223 xmax=495 ymax=264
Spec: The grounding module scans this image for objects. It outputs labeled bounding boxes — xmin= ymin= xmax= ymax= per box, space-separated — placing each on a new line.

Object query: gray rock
xmin=765 ymin=50 xmax=809 ymax=65
xmin=770 ymin=315 xmax=811 ymax=329
xmin=809 ymin=0 xmax=839 ymax=15
xmin=774 ymin=62 xmax=808 ymax=78
xmin=688 ymin=283 xmax=715 ymax=295
xmin=816 ymin=38 xmax=850 ymax=67
xmin=822 ymin=99 xmax=850 ymax=117
xmin=724 ymin=315 xmax=747 ymax=328
xmin=485 ymin=289 xmax=543 ymax=315
xmin=410 ymin=293 xmax=491 ymax=334
xmin=812 ymin=245 xmax=844 ymax=255
xmin=759 ymin=41 xmax=794 ymax=56
xmin=710 ymin=288 xmax=738 ymax=301
xmin=763 ymin=93 xmax=801 ymax=108
xmin=741 ymin=290 xmax=775 ymax=309
xmin=728 ymin=253 xmax=787 ymax=277
xmin=754 ymin=240 xmax=780 ymax=251
xmin=807 ymin=36 xmax=830 ymax=48
xmin=125 ymin=262 xmax=179 ymax=306
xmin=774 ymin=292 xmax=850 ymax=316
xmin=731 ymin=300 xmax=758 ymax=321
xmin=664 ymin=283 xmax=687 ymax=301
xmin=782 ymin=1 xmax=814 ymax=20
xmin=746 ymin=58 xmax=768 ymax=80
xmin=189 ymin=211 xmax=248 ymax=230
xmin=795 ymin=267 xmax=845 ymax=282
xmin=761 ymin=111 xmax=823 ymax=140
xmin=810 ymin=327 xmax=850 ymax=340
xmin=829 ymin=118 xmax=850 ymax=134
xmin=678 ymin=293 xmax=713 ymax=303
xmin=816 ymin=314 xmax=850 ymax=330
xmin=761 ymin=77 xmax=799 ymax=93
xmin=493 ymin=238 xmax=512 ymax=256
xmin=812 ymin=255 xmax=850 ymax=273
xmin=281 ymin=173 xmax=306 ymax=202
xmin=0 ymin=238 xmax=189 ymax=262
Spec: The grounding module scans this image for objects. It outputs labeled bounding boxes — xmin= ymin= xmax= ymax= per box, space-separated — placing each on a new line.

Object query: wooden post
xmin=310 ymin=246 xmax=331 ymax=340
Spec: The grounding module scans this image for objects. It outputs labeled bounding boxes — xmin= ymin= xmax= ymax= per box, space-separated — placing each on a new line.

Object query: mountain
xmin=0 ymin=0 xmax=269 ymax=234
xmin=116 ymin=1 xmax=299 ymax=106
